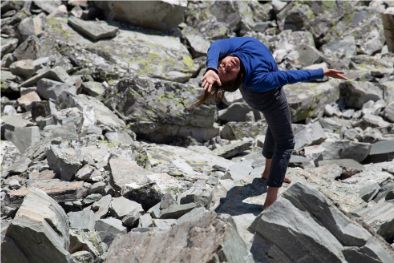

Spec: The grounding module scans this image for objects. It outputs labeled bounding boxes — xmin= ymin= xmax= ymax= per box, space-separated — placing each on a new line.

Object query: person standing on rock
xmin=192 ymin=37 xmax=347 ymax=209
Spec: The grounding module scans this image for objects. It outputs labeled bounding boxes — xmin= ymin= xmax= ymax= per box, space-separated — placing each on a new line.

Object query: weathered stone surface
xmin=68 ymin=210 xmax=96 ymax=231
xmin=110 ymin=196 xmax=143 ymax=219
xmin=365 ymin=140 xmax=394 ymax=163
xmin=339 ymin=81 xmax=383 ymax=109
xmin=105 ymin=211 xmax=253 ymax=263
xmin=179 ymin=180 xmax=214 ymax=208
xmin=46 ymin=144 xmax=82 ymax=181
xmin=1 ymin=37 xmax=18 ymax=56
xmin=17 ymin=91 xmax=41 ymax=110
xmin=8 ymin=179 xmax=88 ymax=204
xmin=92 ymin=194 xmax=111 ymax=219
xmin=218 ymin=102 xmax=253 ymax=123
xmin=321 ymin=35 xmax=356 ymax=59
xmin=213 ymin=140 xmax=253 ymax=159
xmin=93 ymin=0 xmax=187 ymax=31
xmin=160 ymin=203 xmax=197 ymax=219
xmin=282 ymin=183 xmax=371 ymax=246
xmin=58 ymin=93 xmax=126 ymax=131
xmin=8 ymin=126 xmax=41 ymax=153
xmin=294 ymin=122 xmax=326 ymax=150
xmin=109 ymin=157 xmax=150 ymax=192
xmin=181 ymin=26 xmax=210 ymax=57
xmin=18 ymin=14 xmax=46 ymax=41
xmin=105 ymin=77 xmax=217 ymax=143
xmin=37 ymin=78 xmax=76 ymax=101
xmin=1 ymin=188 xmax=71 ymax=263
xmin=68 ymin=17 xmax=118 ymax=41
xmin=220 ymin=121 xmax=267 ymax=141
xmin=81 ymin=81 xmax=105 ymax=97
xmin=382 ymin=7 xmax=394 ymax=52
xmin=321 ymin=140 xmax=371 ymax=162
xmin=9 ymin=59 xmax=35 ymax=79
xmin=95 ymin=217 xmax=126 ymax=245
xmin=20 ymin=66 xmax=72 ymax=87
xmin=286 ymin=79 xmax=340 ymax=122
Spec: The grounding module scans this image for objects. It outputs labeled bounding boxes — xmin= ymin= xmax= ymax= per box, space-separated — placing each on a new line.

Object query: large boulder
xmin=93 ymin=0 xmax=187 ymax=31
xmin=105 ymin=211 xmax=253 ymax=263
xmin=45 ymin=17 xmax=197 ymax=82
xmin=1 ymin=188 xmax=71 ymax=263
xmin=382 ymin=8 xmax=394 ymax=52
xmin=286 ymin=79 xmax=340 ymax=122
xmin=339 ymin=81 xmax=383 ymax=109
xmin=105 ymin=77 xmax=218 ymax=143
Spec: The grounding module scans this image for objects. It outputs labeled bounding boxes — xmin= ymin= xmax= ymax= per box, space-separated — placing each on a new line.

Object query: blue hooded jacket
xmin=206 ymin=37 xmax=324 ymax=93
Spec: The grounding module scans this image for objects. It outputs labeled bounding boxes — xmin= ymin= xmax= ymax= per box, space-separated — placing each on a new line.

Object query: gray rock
xmin=95 ymin=217 xmax=126 ymax=245
xmin=1 ymin=114 xmax=32 ymax=139
xmin=8 ymin=126 xmax=41 ymax=153
xmin=213 ymin=140 xmax=253 ymax=159
xmin=152 ymin=219 xmax=177 ymax=230
xmin=339 ymin=81 xmax=383 ymax=109
xmin=33 ymin=0 xmax=61 ymax=13
xmin=81 ymin=81 xmax=105 ymax=97
xmin=181 ymin=26 xmax=210 ymax=57
xmin=70 ymin=251 xmax=94 ymax=263
xmin=251 ymin=197 xmax=346 ymax=263
xmin=287 ymin=79 xmax=340 ymax=122
xmin=384 ymin=103 xmax=394 ymax=122
xmin=89 ymin=181 xmax=106 ymax=195
xmin=282 ymin=183 xmax=372 ymax=246
xmin=1 ymin=37 xmax=18 ymax=55
xmin=361 ymin=114 xmax=391 ymax=129
xmin=9 ymin=59 xmax=35 ymax=79
xmin=20 ymin=66 xmax=72 ymax=87
xmin=1 ymin=188 xmax=71 ymax=263
xmin=92 ymin=194 xmax=112 ymax=219
xmin=109 ymin=157 xmax=150 ymax=192
xmin=104 ymin=130 xmax=134 ymax=147
xmin=366 ymin=140 xmax=394 ymax=163
xmin=105 ymin=77 xmax=216 ymax=143
xmin=110 ymin=196 xmax=143 ymax=219
xmin=105 ymin=211 xmax=253 ymax=263
xmin=93 ymin=0 xmax=187 ymax=31
xmin=13 ymin=36 xmax=40 ymax=61
xmin=359 ymin=182 xmax=380 ymax=202
xmin=57 ymin=93 xmax=126 ymax=132
xmin=68 ymin=17 xmax=118 ymax=41
xmin=220 ymin=121 xmax=266 ymax=140
xmin=382 ymin=7 xmax=394 ymax=52
xmin=343 ymin=237 xmax=394 ymax=263
xmin=176 ymin=207 xmax=209 ymax=225
xmin=31 ymin=100 xmax=57 ymax=121
xmin=160 ymin=203 xmax=197 ymax=219
xmin=17 ymin=14 xmax=46 ymax=41
xmin=7 ymin=179 xmax=88 ymax=205
xmin=179 ymin=180 xmax=213 ymax=208
xmin=68 ymin=210 xmax=96 ymax=231
xmin=138 ymin=213 xmax=153 ymax=228
xmin=223 ymin=161 xmax=254 ymax=182
xmin=46 ymin=144 xmax=82 ymax=181
xmin=83 ymin=194 xmax=102 ymax=206
xmin=37 ymin=78 xmax=76 ymax=101
xmin=318 ymin=159 xmax=364 ymax=179
xmin=3 ymin=105 xmax=17 ymax=116
xmin=321 ymin=140 xmax=371 ymax=162
xmin=6 ymin=156 xmax=31 ymax=175
xmin=75 ymin=164 xmax=94 ymax=181
xmin=294 ymin=122 xmax=326 ymax=150
xmin=17 ymin=91 xmax=41 ymax=110
xmin=322 ymin=35 xmax=357 ymax=59
xmin=218 ymin=102 xmax=253 ymax=123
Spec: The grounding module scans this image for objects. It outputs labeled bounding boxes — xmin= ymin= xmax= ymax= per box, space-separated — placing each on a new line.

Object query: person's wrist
xmin=206 ymin=67 xmax=218 ymax=74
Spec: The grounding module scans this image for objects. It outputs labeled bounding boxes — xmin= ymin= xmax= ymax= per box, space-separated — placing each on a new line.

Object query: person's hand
xmin=202 ymin=69 xmax=222 ymax=94
xmin=324 ymin=69 xmax=348 ymax=80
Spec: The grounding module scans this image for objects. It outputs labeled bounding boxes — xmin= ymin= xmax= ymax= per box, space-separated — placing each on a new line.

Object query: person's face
xmin=218 ymin=55 xmax=241 ymax=83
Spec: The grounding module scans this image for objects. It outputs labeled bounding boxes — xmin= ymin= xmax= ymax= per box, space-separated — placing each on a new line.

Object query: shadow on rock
xmin=215 ymin=178 xmax=267 ymax=216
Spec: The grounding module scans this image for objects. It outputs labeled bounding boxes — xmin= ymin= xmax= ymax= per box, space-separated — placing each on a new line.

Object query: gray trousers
xmin=240 ymin=86 xmax=295 ymax=187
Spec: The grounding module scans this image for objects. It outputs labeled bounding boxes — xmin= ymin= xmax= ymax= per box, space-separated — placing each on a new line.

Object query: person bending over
xmin=192 ymin=37 xmax=347 ymax=209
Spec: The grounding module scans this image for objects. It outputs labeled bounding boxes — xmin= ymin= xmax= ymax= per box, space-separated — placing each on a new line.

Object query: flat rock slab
xmin=109 ymin=157 xmax=150 ymax=191
xmin=213 ymin=140 xmax=253 ymax=159
xmin=105 ymin=211 xmax=253 ymax=263
xmin=1 ymin=188 xmax=71 ymax=263
xmin=68 ymin=17 xmax=118 ymax=41
xmin=7 ymin=179 xmax=87 ymax=205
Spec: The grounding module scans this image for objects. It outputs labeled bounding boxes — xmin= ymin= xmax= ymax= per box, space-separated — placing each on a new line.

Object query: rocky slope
xmin=1 ymin=1 xmax=394 ymax=263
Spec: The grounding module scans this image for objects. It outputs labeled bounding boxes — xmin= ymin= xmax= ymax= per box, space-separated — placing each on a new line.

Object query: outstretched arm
xmin=249 ymin=68 xmax=347 ymax=92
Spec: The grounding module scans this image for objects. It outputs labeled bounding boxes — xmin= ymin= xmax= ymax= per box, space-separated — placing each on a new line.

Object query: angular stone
xmin=7 ymin=179 xmax=87 ymax=205
xmin=213 ymin=140 xmax=253 ymax=159
xmin=110 ymin=196 xmax=143 ymax=219
xmin=322 ymin=35 xmax=356 ymax=59
xmin=138 ymin=213 xmax=153 ymax=228
xmin=223 ymin=161 xmax=254 ymax=182
xmin=181 ymin=26 xmax=210 ymax=57
xmin=68 ymin=210 xmax=96 ymax=231
xmin=251 ymin=197 xmax=346 ymax=263
xmin=361 ymin=114 xmax=391 ymax=129
xmin=8 ymin=126 xmax=41 ymax=153
xmin=17 ymin=91 xmax=41 ymax=110
xmin=384 ymin=103 xmax=394 ymax=122
xmin=382 ymin=7 xmax=394 ymax=52
xmin=58 ymin=93 xmax=126 ymax=131
xmin=6 ymin=156 xmax=31 ymax=176
xmin=105 ymin=211 xmax=253 ymax=263
xmin=339 ymin=81 xmax=383 ymax=109
xmin=282 ymin=183 xmax=372 ymax=246
xmin=33 ymin=0 xmax=61 ymax=13
xmin=68 ymin=17 xmax=118 ymax=41
xmin=220 ymin=121 xmax=266 ymax=141
xmin=294 ymin=122 xmax=326 ymax=150
xmin=179 ymin=180 xmax=213 ymax=208
xmin=92 ymin=194 xmax=111 ymax=219
xmin=318 ymin=159 xmax=364 ymax=178
xmin=321 ymin=140 xmax=371 ymax=162
xmin=93 ymin=0 xmax=187 ymax=31
xmin=20 ymin=66 xmax=72 ymax=87
xmin=95 ymin=217 xmax=126 ymax=245
xmin=365 ymin=140 xmax=394 ymax=163
xmin=160 ymin=203 xmax=197 ymax=219
xmin=109 ymin=157 xmax=150 ymax=192
xmin=17 ymin=14 xmax=46 ymax=41
xmin=286 ymin=79 xmax=340 ymax=122
xmin=46 ymin=144 xmax=82 ymax=181
xmin=359 ymin=182 xmax=380 ymax=202
xmin=218 ymin=102 xmax=253 ymax=123
xmin=37 ymin=78 xmax=75 ymax=101
xmin=9 ymin=59 xmax=35 ymax=79
xmin=81 ymin=81 xmax=105 ymax=97
xmin=31 ymin=100 xmax=57 ymax=121
xmin=1 ymin=37 xmax=18 ymax=55
xmin=104 ymin=130 xmax=134 ymax=147
xmin=1 ymin=188 xmax=71 ymax=263
xmin=70 ymin=251 xmax=94 ymax=263
xmin=152 ymin=219 xmax=177 ymax=230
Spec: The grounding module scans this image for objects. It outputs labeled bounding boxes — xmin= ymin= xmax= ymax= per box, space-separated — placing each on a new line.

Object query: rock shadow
xmin=215 ymin=178 xmax=267 ymax=216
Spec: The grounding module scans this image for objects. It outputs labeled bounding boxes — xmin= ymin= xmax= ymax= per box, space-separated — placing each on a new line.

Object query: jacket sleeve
xmin=249 ymin=68 xmax=324 ymax=92
xmin=206 ymin=38 xmax=240 ymax=71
